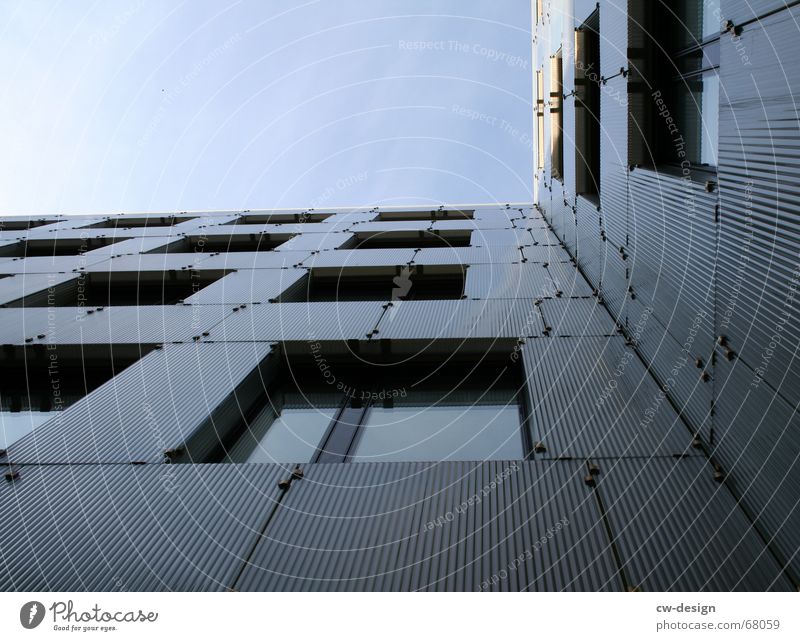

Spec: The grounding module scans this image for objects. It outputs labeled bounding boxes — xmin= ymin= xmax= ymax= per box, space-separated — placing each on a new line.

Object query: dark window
xmin=86 ymin=215 xmax=196 ymax=229
xmin=0 ymin=348 xmax=147 ymax=450
xmin=236 ymin=212 xmax=333 ymax=224
xmin=575 ymin=8 xmax=601 ymax=199
xmin=0 ymin=218 xmax=57 ymax=231
xmin=216 ymin=356 xmax=530 ymax=464
xmin=550 ymin=49 xmax=564 ymax=181
xmin=628 ymin=0 xmax=719 ymax=168
xmin=340 ymin=230 xmax=472 ymax=250
xmin=5 ymin=271 xmax=226 ymax=307
xmin=276 ymin=266 xmax=465 ymax=303
xmin=5 ymin=237 xmax=128 ymax=258
xmin=373 ymin=209 xmax=473 ymax=222
xmin=159 ymin=233 xmax=295 ymax=253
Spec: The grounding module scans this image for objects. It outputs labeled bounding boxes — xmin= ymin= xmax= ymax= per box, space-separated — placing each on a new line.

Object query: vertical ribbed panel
xmin=539 ymin=298 xmax=619 ymax=336
xmin=374 ymin=299 xmax=543 ymax=340
xmin=4 ymin=342 xmax=274 ymax=463
xmin=713 ymin=351 xmax=800 ymax=579
xmin=0 ymin=464 xmax=287 ymax=591
xmin=236 ymin=460 xmax=621 ymax=591
xmin=184 ymin=269 xmax=306 ymax=304
xmin=717 ymin=7 xmax=800 ymax=406
xmin=522 ymin=337 xmax=693 ymax=459
xmin=209 ymin=302 xmax=384 ymax=341
xmin=597 ymin=457 xmax=793 ymax=591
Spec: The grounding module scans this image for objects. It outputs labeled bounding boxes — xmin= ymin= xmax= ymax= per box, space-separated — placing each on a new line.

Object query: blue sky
xmin=0 ymin=1 xmax=532 ymax=215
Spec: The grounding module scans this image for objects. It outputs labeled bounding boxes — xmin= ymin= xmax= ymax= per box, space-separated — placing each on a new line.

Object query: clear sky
xmin=0 ymin=1 xmax=532 ymax=215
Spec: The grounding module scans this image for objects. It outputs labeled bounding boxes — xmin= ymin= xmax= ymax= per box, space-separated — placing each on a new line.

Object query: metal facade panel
xmin=717 ymin=7 xmax=800 ymax=406
xmin=522 ymin=337 xmax=694 ymax=459
xmin=194 ymin=250 xmax=310 ymax=270
xmin=83 ymin=236 xmax=179 ymax=256
xmin=237 ymin=460 xmax=621 ymax=591
xmin=464 ymin=263 xmax=560 ymax=300
xmin=184 ymin=269 xmax=306 ymax=305
xmin=86 ymin=253 xmax=209 ymax=273
xmin=546 ymin=260 xmax=594 ymax=297
xmin=521 ymin=244 xmax=572 ymax=263
xmin=0 ymin=273 xmax=78 ymax=306
xmin=374 ymin=299 xmax=542 ymax=340
xmin=0 ymin=308 xmax=86 ymax=344
xmin=38 ymin=305 xmax=234 ymax=345
xmin=275 ymin=233 xmax=352 ymax=252
xmin=713 ymin=352 xmax=800 ymax=578
xmin=725 ymin=0 xmax=792 ymax=24
xmin=539 ymin=298 xmax=619 ymax=337
xmin=0 ymin=255 xmax=109 ymax=274
xmin=209 ymin=302 xmax=384 ymax=341
xmin=470 ymin=229 xmax=532 ymax=246
xmin=3 ymin=342 xmax=274 ymax=464
xmin=597 ymin=457 xmax=793 ymax=591
xmin=413 ymin=246 xmax=522 ymax=266
xmin=301 ymin=248 xmax=415 ymax=268
xmin=0 ymin=463 xmax=286 ymax=591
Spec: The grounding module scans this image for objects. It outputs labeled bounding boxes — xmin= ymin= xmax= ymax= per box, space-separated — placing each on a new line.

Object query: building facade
xmin=533 ymin=0 xmax=800 ymax=588
xmin=0 ymin=0 xmax=797 ymax=592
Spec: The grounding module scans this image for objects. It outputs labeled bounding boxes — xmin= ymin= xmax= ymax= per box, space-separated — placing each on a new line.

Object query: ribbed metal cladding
xmin=0 ymin=255 xmax=109 ymax=273
xmin=725 ymin=0 xmax=789 ymax=23
xmin=470 ymin=228 xmax=534 ymax=246
xmin=84 ymin=236 xmax=181 ymax=256
xmin=717 ymin=7 xmax=800 ymax=406
xmin=521 ymin=244 xmax=572 ymax=263
xmin=596 ymin=457 xmax=793 ymax=591
xmin=235 ymin=460 xmax=621 ymax=591
xmin=184 ymin=269 xmax=306 ymax=305
xmin=86 ymin=253 xmax=210 ymax=273
xmin=194 ymin=250 xmax=311 ymax=270
xmin=0 ymin=308 xmax=86 ymax=344
xmin=33 ymin=305 xmax=235 ymax=345
xmin=0 ymin=273 xmax=79 ymax=306
xmin=373 ymin=299 xmax=543 ymax=340
xmin=300 ymin=248 xmax=415 ymax=268
xmin=464 ymin=263 xmax=559 ymax=300
xmin=629 ymin=168 xmax=717 ymax=351
xmin=528 ymin=225 xmax=561 ymax=245
xmin=274 ymin=232 xmax=351 ymax=252
xmin=3 ymin=342 xmax=275 ymax=464
xmin=431 ymin=219 xmax=512 ymax=231
xmin=630 ymin=301 xmax=714 ymax=443
xmin=0 ymin=463 xmax=288 ymax=591
xmin=713 ymin=351 xmax=800 ymax=580
xmin=522 ymin=337 xmax=694 ymax=459
xmin=546 ymin=259 xmax=594 ymax=298
xmin=413 ymin=246 xmax=522 ymax=266
xmin=599 ymin=245 xmax=629 ymax=324
xmin=539 ymin=298 xmax=619 ymax=337
xmin=208 ymin=301 xmax=385 ymax=341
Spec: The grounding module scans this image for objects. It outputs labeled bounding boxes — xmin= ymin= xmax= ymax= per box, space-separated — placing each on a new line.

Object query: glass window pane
xmin=674 ymin=70 xmax=718 ymax=166
xmin=226 ymin=389 xmax=339 ymax=463
xmin=350 ymin=402 xmax=524 ymax=463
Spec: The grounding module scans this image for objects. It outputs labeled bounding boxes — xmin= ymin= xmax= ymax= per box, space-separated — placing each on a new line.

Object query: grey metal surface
xmin=539 ymin=298 xmax=619 ymax=337
xmin=596 ymin=457 xmax=793 ymax=591
xmin=184 ymin=269 xmax=307 ymax=305
xmin=464 ymin=263 xmax=559 ymax=300
xmin=0 ymin=273 xmax=79 ymax=307
xmin=194 ymin=250 xmax=311 ymax=270
xmin=413 ymin=246 xmax=522 ymax=266
xmin=300 ymin=248 xmax=415 ymax=268
xmin=3 ymin=342 xmax=275 ymax=464
xmin=0 ymin=463 xmax=287 ymax=591
xmin=236 ymin=460 xmax=622 ymax=591
xmin=0 ymin=255 xmax=109 ymax=274
xmin=522 ymin=337 xmax=694 ymax=459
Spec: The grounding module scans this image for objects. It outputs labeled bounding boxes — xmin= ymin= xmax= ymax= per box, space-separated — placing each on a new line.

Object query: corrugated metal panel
xmin=0 ymin=308 xmax=86 ymax=344
xmin=631 ymin=304 xmax=714 ymax=442
xmin=713 ymin=351 xmax=800 ymax=579
xmin=717 ymin=7 xmax=800 ymax=406
xmin=527 ymin=226 xmax=561 ymax=245
xmin=300 ymin=248 xmax=415 ymax=268
xmin=0 ymin=273 xmax=78 ymax=306
xmin=0 ymin=255 xmax=109 ymax=273
xmin=596 ymin=457 xmax=793 ymax=591
xmin=350 ymin=221 xmax=433 ymax=233
xmin=209 ymin=301 xmax=384 ymax=342
xmin=374 ymin=299 xmax=542 ymax=340
xmin=3 ymin=342 xmax=275 ymax=464
xmin=236 ymin=460 xmax=621 ymax=591
xmin=521 ymin=244 xmax=572 ymax=263
xmin=83 ymin=236 xmax=180 ymax=256
xmin=183 ymin=269 xmax=306 ymax=305
xmin=725 ymin=0 xmax=790 ymax=23
xmin=35 ymin=304 xmax=234 ymax=345
xmin=275 ymin=233 xmax=352 ymax=252
xmin=431 ymin=219 xmax=512 ymax=231
xmin=0 ymin=463 xmax=287 ymax=591
xmin=464 ymin=263 xmax=559 ymax=300
xmin=413 ymin=246 xmax=522 ymax=266
xmin=86 ymin=253 xmax=209 ymax=273
xmin=546 ymin=260 xmax=594 ymax=297
xmin=470 ymin=229 xmax=533 ymax=246
xmin=194 ymin=250 xmax=310 ymax=270
xmin=539 ymin=298 xmax=619 ymax=337
xmin=522 ymin=337 xmax=694 ymax=459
